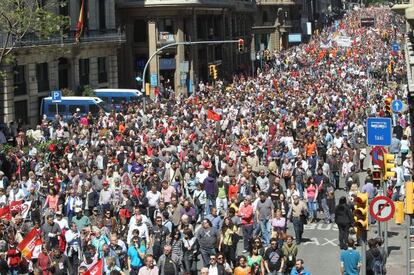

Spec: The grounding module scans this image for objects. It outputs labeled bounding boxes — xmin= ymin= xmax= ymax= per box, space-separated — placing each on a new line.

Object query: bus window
xmin=100 ymin=96 xmax=109 ymax=103
xmin=89 ymin=104 xmax=100 ymax=115
xmin=47 ymin=104 xmax=66 ymax=114
xmin=111 ymin=97 xmax=124 ymax=104
xmin=69 ymin=105 xmax=86 ymax=114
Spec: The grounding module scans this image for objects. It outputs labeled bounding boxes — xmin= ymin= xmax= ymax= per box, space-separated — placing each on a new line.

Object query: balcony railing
xmin=0 ymin=29 xmax=126 ymax=48
xmin=257 ymin=0 xmax=297 ymax=5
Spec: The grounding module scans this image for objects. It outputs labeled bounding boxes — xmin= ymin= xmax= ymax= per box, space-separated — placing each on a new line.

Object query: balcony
xmin=0 ymin=29 xmax=126 ymax=48
xmin=158 ymin=32 xmax=175 ymax=45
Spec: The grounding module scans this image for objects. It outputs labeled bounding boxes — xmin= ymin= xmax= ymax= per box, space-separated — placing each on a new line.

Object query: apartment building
xmin=0 ymin=0 xmax=125 ymax=127
xmin=117 ymin=0 xmax=256 ymax=95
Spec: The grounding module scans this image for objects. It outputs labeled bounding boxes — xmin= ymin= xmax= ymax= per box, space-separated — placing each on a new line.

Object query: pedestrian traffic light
xmin=238 ymin=39 xmax=244 ymax=52
xmin=405 ymin=181 xmax=414 ymax=214
xmin=212 ymin=66 xmax=218 ymax=80
xmin=372 ymin=168 xmax=382 ymax=187
xmin=354 ymin=192 xmax=369 ymax=231
xmin=384 ymin=97 xmax=392 ymax=114
xmin=383 ymin=153 xmax=396 ymax=179
xmin=209 ymin=65 xmax=215 ymax=77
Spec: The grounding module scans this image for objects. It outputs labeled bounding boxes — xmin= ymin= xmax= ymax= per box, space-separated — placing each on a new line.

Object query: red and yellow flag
xmin=75 ymin=0 xmax=85 ymax=42
xmin=17 ymin=228 xmax=42 ymax=260
xmin=207 ymin=110 xmax=221 ymax=121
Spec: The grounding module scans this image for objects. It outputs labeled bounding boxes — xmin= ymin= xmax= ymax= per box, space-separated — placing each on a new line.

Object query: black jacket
xmin=334 ymin=203 xmax=353 ymax=225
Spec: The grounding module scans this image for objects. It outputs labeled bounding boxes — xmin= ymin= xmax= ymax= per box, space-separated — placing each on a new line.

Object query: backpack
xmin=370 ymin=251 xmax=383 ymax=274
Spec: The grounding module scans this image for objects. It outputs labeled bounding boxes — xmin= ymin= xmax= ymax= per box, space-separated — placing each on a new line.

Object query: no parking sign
xmin=369 ymin=196 xmax=395 ymax=222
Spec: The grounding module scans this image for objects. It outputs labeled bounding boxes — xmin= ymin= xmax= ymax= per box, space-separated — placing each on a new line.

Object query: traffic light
xmin=372 ymin=168 xmax=382 ymax=188
xmin=209 ymin=65 xmax=215 ymax=76
xmin=212 ymin=66 xmax=218 ymax=80
xmin=383 ymin=153 xmax=396 ymax=179
xmin=354 ymin=192 xmax=369 ymax=231
xmin=384 ymin=97 xmax=392 ymax=114
xmin=238 ymin=39 xmax=244 ymax=52
xmin=405 ymin=181 xmax=414 ymax=214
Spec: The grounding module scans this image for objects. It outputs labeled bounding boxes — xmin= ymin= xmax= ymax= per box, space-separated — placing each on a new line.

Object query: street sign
xmin=392 ymin=42 xmax=400 ymax=52
xmin=370 ymin=146 xmax=386 ymax=170
xmin=51 ymin=90 xmax=62 ymax=103
xmin=391 ymin=100 xmax=403 ymax=113
xmin=150 ymin=74 xmax=158 ymax=87
xmin=366 ymin=117 xmax=392 ymax=146
xmin=369 ymin=196 xmax=395 ymax=222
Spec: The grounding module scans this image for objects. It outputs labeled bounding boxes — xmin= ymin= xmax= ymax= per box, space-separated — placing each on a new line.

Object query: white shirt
xmin=209 ymin=264 xmax=218 ymax=275
xmin=55 ymin=218 xmax=69 ymax=230
xmin=195 ymin=170 xmax=209 ymax=184
xmin=127 ymin=222 xmax=149 ymax=245
xmin=146 ymin=191 xmax=161 ymax=207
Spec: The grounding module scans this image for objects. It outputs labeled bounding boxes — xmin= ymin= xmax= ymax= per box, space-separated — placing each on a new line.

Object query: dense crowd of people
xmin=0 ymin=5 xmax=409 ymax=275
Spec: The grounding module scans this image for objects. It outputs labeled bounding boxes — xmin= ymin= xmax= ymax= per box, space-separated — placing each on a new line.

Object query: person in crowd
xmin=335 ymin=196 xmax=354 ymax=250
xmin=288 ymin=195 xmax=307 ymax=244
xmin=340 ymin=238 xmax=362 ymax=275
xmin=290 ymin=259 xmax=311 ymax=275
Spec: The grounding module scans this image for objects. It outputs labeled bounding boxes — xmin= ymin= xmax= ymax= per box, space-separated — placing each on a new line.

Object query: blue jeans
xmin=259 ymin=219 xmax=271 ymax=246
xmin=307 ymin=199 xmax=317 ymax=220
xmin=205 ymin=194 xmax=216 ymax=215
xmin=292 ymin=217 xmax=304 ymax=244
xmin=321 ymin=197 xmax=331 ymax=222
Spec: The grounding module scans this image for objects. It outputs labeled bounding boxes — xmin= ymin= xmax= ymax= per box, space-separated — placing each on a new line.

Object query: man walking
xmin=340 ymin=238 xmax=362 ymax=275
xmin=239 ymin=195 xmax=254 ymax=253
xmin=256 ymin=191 xmax=274 ymax=246
xmin=196 ymin=219 xmax=220 ymax=267
xmin=288 ymin=195 xmax=307 ymax=245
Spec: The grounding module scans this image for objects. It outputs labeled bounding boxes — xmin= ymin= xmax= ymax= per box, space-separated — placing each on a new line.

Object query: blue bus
xmin=41 ymin=96 xmax=110 ymax=121
xmin=94 ymin=89 xmax=143 ymax=110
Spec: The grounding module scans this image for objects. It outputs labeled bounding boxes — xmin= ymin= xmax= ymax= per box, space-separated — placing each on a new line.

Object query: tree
xmin=0 ymin=0 xmax=69 ymax=68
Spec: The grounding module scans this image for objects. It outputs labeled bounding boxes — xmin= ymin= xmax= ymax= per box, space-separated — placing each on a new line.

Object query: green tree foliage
xmin=0 ymin=0 xmax=69 ymax=67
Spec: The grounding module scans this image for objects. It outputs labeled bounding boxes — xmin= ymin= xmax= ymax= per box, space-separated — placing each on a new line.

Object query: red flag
xmin=10 ymin=200 xmax=23 ymax=214
xmin=0 ymin=206 xmax=11 ymax=221
xmin=17 ymin=228 xmax=41 ymax=260
xmin=75 ymin=0 xmax=85 ymax=42
xmin=84 ymin=259 xmax=103 ymax=275
xmin=207 ymin=110 xmax=221 ymax=121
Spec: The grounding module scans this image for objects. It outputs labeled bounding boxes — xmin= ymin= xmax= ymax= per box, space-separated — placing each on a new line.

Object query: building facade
xmin=117 ymin=0 xmax=256 ymax=95
xmin=0 ymin=0 xmax=125 ymax=127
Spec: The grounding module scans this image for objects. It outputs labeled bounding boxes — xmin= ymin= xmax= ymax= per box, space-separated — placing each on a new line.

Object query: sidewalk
xmin=368 ymin=222 xmax=406 ymax=273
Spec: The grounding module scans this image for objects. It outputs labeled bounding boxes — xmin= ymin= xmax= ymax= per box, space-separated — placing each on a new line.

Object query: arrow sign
xmin=391 ymin=100 xmax=403 ymax=113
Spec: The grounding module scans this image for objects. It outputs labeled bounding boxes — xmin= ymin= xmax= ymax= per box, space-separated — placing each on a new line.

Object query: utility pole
xmin=141 ymin=39 xmax=243 ymax=112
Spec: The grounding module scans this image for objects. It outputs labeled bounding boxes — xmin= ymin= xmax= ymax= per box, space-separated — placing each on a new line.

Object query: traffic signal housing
xmin=383 ymin=153 xmax=396 ymax=179
xmin=384 ymin=97 xmax=392 ymax=115
xmin=238 ymin=39 xmax=244 ymax=52
xmin=209 ymin=65 xmax=215 ymax=77
xmin=354 ymin=192 xmax=369 ymax=231
xmin=372 ymin=167 xmax=382 ymax=188
xmin=212 ymin=66 xmax=218 ymax=80
xmin=405 ymin=181 xmax=414 ymax=214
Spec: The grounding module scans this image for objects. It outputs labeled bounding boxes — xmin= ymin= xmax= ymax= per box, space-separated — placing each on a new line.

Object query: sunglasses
xmin=217 ymin=257 xmax=223 ymax=260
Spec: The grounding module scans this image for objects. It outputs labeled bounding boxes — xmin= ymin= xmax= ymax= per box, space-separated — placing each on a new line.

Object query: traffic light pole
xmin=141 ymin=39 xmax=242 ymax=112
xmin=361 ymin=230 xmax=367 ymax=275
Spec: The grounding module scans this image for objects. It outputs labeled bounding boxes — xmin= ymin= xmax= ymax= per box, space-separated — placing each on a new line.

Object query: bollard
xmin=395 ymin=201 xmax=405 ymax=224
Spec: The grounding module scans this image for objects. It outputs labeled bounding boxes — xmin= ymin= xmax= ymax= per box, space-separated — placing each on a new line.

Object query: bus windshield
xmin=98 ymin=102 xmax=112 ymax=113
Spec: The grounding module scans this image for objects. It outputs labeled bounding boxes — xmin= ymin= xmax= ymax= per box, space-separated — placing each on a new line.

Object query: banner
xmin=84 ymin=259 xmax=103 ymax=275
xmin=207 ymin=110 xmax=221 ymax=121
xmin=10 ymin=200 xmax=32 ymax=218
xmin=17 ymin=228 xmax=41 ymax=260
xmin=75 ymin=0 xmax=85 ymax=42
xmin=0 ymin=206 xmax=11 ymax=221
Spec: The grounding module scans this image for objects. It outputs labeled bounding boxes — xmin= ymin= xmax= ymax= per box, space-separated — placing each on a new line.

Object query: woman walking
xmin=334 ymin=196 xmax=354 ymax=250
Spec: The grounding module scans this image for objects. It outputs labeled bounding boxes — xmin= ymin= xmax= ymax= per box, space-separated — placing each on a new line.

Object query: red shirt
xmin=228 ymin=184 xmax=239 ymax=201
xmin=239 ymin=204 xmax=253 ymax=225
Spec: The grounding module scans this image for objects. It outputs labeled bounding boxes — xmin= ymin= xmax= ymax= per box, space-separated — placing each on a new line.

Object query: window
xmin=89 ymin=104 xmax=100 ymax=115
xmin=14 ymin=100 xmax=28 ymax=124
xmin=13 ymin=65 xmax=26 ymax=95
xmin=47 ymin=104 xmax=67 ymax=114
xmin=158 ymin=19 xmax=173 ymax=33
xmin=134 ymin=20 xmax=148 ymax=43
xmin=100 ymin=96 xmax=109 ymax=103
xmin=111 ymin=97 xmax=124 ymax=104
xmin=79 ymin=59 xmax=90 ymax=87
xmin=98 ymin=0 xmax=106 ymax=30
xmin=36 ymin=63 xmax=49 ymax=92
xmin=98 ymin=57 xmax=108 ymax=83
xmin=69 ymin=105 xmax=86 ymax=114
xmin=59 ymin=0 xmax=69 ymax=16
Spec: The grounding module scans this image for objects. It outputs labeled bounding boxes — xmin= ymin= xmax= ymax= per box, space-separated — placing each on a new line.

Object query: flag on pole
xmin=84 ymin=259 xmax=103 ymax=275
xmin=75 ymin=0 xmax=85 ymax=42
xmin=17 ymin=228 xmax=42 ymax=260
xmin=207 ymin=110 xmax=221 ymax=121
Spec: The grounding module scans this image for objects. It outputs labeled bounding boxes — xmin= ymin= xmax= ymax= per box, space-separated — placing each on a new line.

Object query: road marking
xmin=321 ymin=238 xmax=338 ymax=246
xmin=304 ymin=223 xmax=338 ymax=231
xmin=304 ymin=237 xmax=320 ymax=246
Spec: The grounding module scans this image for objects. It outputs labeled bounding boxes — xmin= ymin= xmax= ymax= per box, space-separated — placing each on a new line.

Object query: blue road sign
xmin=392 ymin=42 xmax=400 ymax=52
xmin=367 ymin=117 xmax=392 ymax=146
xmin=392 ymin=100 xmax=403 ymax=113
xmin=51 ymin=90 xmax=62 ymax=103
xmin=150 ymin=74 xmax=158 ymax=87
